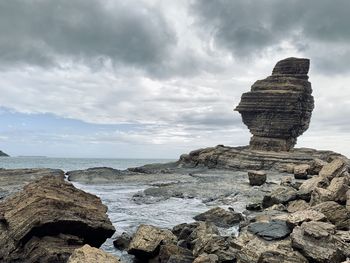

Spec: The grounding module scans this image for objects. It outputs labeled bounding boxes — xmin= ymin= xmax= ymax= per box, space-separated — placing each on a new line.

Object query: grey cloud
xmin=0 ymin=0 xmax=176 ymax=75
xmin=191 ymin=0 xmax=350 ymax=72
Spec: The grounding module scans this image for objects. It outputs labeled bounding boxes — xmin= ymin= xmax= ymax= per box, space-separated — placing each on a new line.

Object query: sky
xmin=0 ymin=0 xmax=350 ymax=158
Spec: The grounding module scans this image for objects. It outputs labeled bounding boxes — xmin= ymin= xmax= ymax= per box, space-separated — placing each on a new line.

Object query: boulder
xmin=113 ymin=232 xmax=131 ymax=250
xmin=312 ymin=201 xmax=350 ymax=230
xmin=298 ymin=176 xmax=329 ymax=201
xmin=0 ymin=176 xmax=115 ymax=263
xmin=154 ymin=244 xmax=194 ymax=263
xmin=235 ymin=57 xmax=314 ymax=151
xmin=248 ymin=170 xmax=267 ymax=186
xmin=128 ymin=224 xmax=177 ymax=259
xmin=193 ymin=207 xmax=243 ymax=228
xmin=319 ymin=158 xmax=348 ymax=179
xmin=327 ymin=176 xmax=349 ymax=203
xmin=67 ymin=244 xmax=120 ymax=263
xmin=262 ymin=187 xmax=298 ymax=208
xmin=247 ymin=220 xmax=291 ymax=241
xmin=287 ymin=200 xmax=310 ymax=213
xmin=286 ymin=209 xmax=327 ymax=228
xmin=309 ymin=158 xmax=327 ymax=175
xmin=291 ymin=221 xmax=350 ymax=262
xmin=293 ymin=164 xmax=310 ymax=179
xmin=257 ymin=245 xmax=308 ymax=263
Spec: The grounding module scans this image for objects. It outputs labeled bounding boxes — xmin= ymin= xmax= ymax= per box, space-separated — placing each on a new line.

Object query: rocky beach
xmin=0 ymin=58 xmax=349 ymax=262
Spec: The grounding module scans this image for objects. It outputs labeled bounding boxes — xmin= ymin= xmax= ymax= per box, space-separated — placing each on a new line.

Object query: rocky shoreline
xmin=0 ymin=149 xmax=349 ymax=262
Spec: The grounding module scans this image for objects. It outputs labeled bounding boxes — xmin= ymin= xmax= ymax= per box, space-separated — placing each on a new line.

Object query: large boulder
xmin=67 ymin=244 xmax=120 ymax=263
xmin=193 ymin=207 xmax=243 ymax=228
xmin=235 ymin=57 xmax=314 ymax=151
xmin=312 ymin=201 xmax=350 ymax=230
xmin=128 ymin=224 xmax=177 ymax=259
xmin=0 ymin=176 xmax=115 ymax=263
xmin=262 ymin=187 xmax=298 ymax=208
xmin=248 ymin=170 xmax=267 ymax=186
xmin=291 ymin=221 xmax=350 ymax=262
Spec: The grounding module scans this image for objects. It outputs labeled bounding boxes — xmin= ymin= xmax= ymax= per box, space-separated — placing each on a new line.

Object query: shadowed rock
xmin=0 ymin=176 xmax=115 ymax=263
xmin=235 ymin=57 xmax=314 ymax=152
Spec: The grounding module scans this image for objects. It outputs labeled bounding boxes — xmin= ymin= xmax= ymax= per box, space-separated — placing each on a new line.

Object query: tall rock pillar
xmin=235 ymin=57 xmax=314 ymax=151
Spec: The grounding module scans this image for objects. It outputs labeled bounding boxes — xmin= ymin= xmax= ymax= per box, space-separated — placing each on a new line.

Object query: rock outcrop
xmin=0 ymin=150 xmax=9 ymax=157
xmin=0 ymin=176 xmax=115 ymax=263
xmin=235 ymin=57 xmax=314 ymax=151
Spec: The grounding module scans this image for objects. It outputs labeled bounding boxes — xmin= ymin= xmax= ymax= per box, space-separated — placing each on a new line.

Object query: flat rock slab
xmin=248 ymin=220 xmax=291 ymax=241
xmin=193 ymin=207 xmax=243 ymax=228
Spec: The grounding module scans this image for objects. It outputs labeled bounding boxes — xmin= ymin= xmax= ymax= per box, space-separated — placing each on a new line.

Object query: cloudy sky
xmin=0 ymin=0 xmax=349 ymax=158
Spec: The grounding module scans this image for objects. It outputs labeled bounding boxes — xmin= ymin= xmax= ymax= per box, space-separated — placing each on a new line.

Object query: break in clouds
xmin=0 ymin=0 xmax=350 ymax=157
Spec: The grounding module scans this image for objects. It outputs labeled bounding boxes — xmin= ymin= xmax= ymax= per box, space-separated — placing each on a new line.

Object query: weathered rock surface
xmin=293 ymin=164 xmax=310 ymax=179
xmin=287 ymin=200 xmax=310 ymax=213
xmin=286 ymin=209 xmax=327 ymax=228
xmin=113 ymin=232 xmax=132 ymax=250
xmin=174 ymin=145 xmax=342 ymax=172
xmin=0 ymin=176 xmax=115 ymax=263
xmin=153 ymin=244 xmax=194 ymax=263
xmin=291 ymin=221 xmax=350 ymax=262
xmin=262 ymin=186 xmax=298 ymax=208
xmin=0 ymin=168 xmax=65 ymax=198
xmin=312 ymin=201 xmax=350 ymax=230
xmin=67 ymin=244 xmax=121 ymax=263
xmin=247 ymin=220 xmax=291 ymax=241
xmin=193 ymin=207 xmax=243 ymax=228
xmin=66 ymin=167 xmax=136 ymax=183
xmin=128 ymin=224 xmax=177 ymax=259
xmin=235 ymin=57 xmax=314 ymax=151
xmin=193 ymin=253 xmax=219 ymax=263
xmin=248 ymin=170 xmax=267 ymax=186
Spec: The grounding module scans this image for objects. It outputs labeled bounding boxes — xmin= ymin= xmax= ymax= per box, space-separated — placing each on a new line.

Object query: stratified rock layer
xmin=0 ymin=176 xmax=115 ymax=263
xmin=235 ymin=57 xmax=314 ymax=151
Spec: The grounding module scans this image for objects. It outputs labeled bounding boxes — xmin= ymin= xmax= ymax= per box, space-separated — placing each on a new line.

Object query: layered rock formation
xmin=235 ymin=57 xmax=314 ymax=151
xmin=0 ymin=176 xmax=115 ymax=262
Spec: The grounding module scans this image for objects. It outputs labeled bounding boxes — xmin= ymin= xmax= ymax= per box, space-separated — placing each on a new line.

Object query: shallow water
xmin=73 ymin=182 xmax=212 ymax=261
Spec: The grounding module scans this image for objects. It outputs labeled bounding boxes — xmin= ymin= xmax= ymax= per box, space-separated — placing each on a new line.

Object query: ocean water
xmin=0 ymin=157 xmax=238 ymax=261
xmin=0 ymin=157 xmax=175 ymax=171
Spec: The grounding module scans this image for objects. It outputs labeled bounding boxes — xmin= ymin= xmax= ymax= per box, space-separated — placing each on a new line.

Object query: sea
xmin=0 ymin=157 xmax=234 ymax=261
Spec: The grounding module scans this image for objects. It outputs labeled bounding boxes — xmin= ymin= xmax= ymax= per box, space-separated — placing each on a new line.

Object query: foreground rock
xmin=291 ymin=221 xmax=350 ymax=262
xmin=0 ymin=176 xmax=115 ymax=263
xmin=235 ymin=57 xmax=314 ymax=151
xmin=247 ymin=220 xmax=291 ymax=241
xmin=193 ymin=207 xmax=243 ymax=228
xmin=128 ymin=224 xmax=177 ymax=259
xmin=68 ymin=245 xmax=120 ymax=263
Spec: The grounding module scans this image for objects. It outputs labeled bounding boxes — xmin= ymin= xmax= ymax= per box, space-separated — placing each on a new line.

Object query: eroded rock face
xmin=0 ymin=176 xmax=115 ymax=263
xmin=235 ymin=57 xmax=314 ymax=152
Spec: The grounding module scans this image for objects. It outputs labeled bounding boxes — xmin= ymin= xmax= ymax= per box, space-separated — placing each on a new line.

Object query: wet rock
xmin=287 ymin=200 xmax=310 ymax=213
xmin=193 ymin=253 xmax=219 ymax=263
xmin=286 ymin=209 xmax=327 ymax=228
xmin=66 ymin=167 xmax=135 ymax=183
xmin=312 ymin=201 xmax=350 ymax=230
xmin=291 ymin=221 xmax=350 ymax=262
xmin=262 ymin=187 xmax=298 ymax=208
xmin=235 ymin=57 xmax=314 ymax=151
xmin=0 ymin=176 xmax=115 ymax=263
xmin=67 ymin=244 xmax=121 ymax=263
xmin=155 ymin=244 xmax=194 ymax=263
xmin=193 ymin=207 xmax=243 ymax=228
xmin=113 ymin=232 xmax=132 ymax=250
xmin=128 ymin=224 xmax=177 ymax=259
xmin=293 ymin=164 xmax=310 ymax=179
xmin=247 ymin=220 xmax=291 ymax=241
xmin=248 ymin=170 xmax=267 ymax=186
